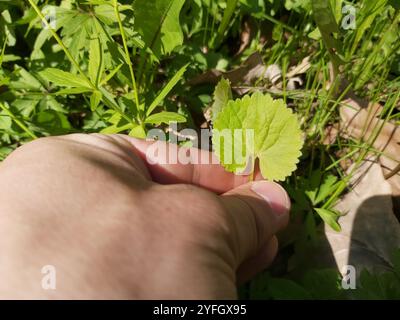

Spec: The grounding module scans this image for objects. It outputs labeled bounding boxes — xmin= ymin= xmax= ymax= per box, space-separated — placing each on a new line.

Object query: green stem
xmin=0 ymin=102 xmax=37 ymax=139
xmin=113 ymin=0 xmax=140 ymax=111
xmin=323 ymin=91 xmax=400 ymax=209
xmin=27 ymin=0 xmax=95 ymax=91
xmin=28 ymin=0 xmax=137 ymax=126
xmin=211 ymin=0 xmax=238 ymax=48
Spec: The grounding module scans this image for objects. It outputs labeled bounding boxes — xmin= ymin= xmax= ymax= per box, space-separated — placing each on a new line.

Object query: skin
xmin=0 ymin=133 xmax=290 ymax=299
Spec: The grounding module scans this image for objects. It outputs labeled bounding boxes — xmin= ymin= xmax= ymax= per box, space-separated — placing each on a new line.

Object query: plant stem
xmin=0 ymin=102 xmax=37 ymax=139
xmin=27 ymin=0 xmax=95 ymax=91
xmin=28 ymin=0 xmax=138 ymax=126
xmin=248 ymin=171 xmax=254 ymax=182
xmin=211 ymin=0 xmax=238 ymax=48
xmin=323 ymin=91 xmax=400 ymax=209
xmin=113 ymin=0 xmax=140 ymax=112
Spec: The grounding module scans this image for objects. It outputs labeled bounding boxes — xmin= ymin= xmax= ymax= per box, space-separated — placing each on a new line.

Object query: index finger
xmin=119 ymin=135 xmax=262 ymax=194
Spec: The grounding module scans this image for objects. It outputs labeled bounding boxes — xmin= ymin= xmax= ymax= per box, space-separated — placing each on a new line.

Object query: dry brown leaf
xmin=236 ymin=18 xmax=272 ymax=56
xmin=286 ymin=56 xmax=311 ymax=78
xmin=189 ymin=52 xmax=311 ymax=95
xmin=340 ymin=99 xmax=400 ymax=205
xmin=322 ymin=124 xmax=339 ymax=145
xmin=187 ymin=69 xmax=224 ymax=86
xmin=237 ymin=19 xmax=252 ymax=56
xmin=324 ymin=161 xmax=400 ymax=276
xmin=287 ymin=77 xmax=303 ymax=90
xmin=187 ymin=52 xmax=264 ymax=86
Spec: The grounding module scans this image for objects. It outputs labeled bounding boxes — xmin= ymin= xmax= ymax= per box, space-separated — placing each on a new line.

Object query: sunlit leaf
xmin=213 ymin=92 xmax=303 ymax=181
xmin=133 ymin=0 xmax=186 ymax=58
xmin=40 ymin=68 xmax=91 ymax=88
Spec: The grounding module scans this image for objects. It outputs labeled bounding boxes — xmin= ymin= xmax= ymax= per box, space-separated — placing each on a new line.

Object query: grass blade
xmin=146 ymin=64 xmax=188 ymax=117
xmin=211 ymin=0 xmax=238 ymax=48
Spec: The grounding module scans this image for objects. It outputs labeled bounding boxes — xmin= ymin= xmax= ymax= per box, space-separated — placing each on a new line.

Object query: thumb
xmin=219 ymin=181 xmax=290 ymax=267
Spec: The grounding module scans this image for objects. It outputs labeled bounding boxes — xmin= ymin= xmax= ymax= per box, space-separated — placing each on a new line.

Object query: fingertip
xmin=250 ymin=181 xmax=290 ymax=227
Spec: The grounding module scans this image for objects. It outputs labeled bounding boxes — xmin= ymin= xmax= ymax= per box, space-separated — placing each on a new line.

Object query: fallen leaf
xmin=286 ymin=56 xmax=311 ymax=78
xmin=324 ymin=161 xmax=400 ymax=276
xmin=287 ymin=76 xmax=303 ymax=90
xmin=237 ymin=19 xmax=252 ymax=56
xmin=236 ymin=18 xmax=272 ymax=56
xmin=322 ymin=124 xmax=339 ymax=145
xmin=187 ymin=52 xmax=264 ymax=86
xmin=189 ymin=52 xmax=310 ymax=94
xmin=340 ymin=98 xmax=400 ymax=210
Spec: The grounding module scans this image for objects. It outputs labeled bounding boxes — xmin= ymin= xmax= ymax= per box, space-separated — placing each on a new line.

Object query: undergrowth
xmin=0 ymin=0 xmax=400 ymax=299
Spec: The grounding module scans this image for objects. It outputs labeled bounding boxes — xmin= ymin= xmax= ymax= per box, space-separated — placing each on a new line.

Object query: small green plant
xmin=244 ymin=249 xmax=400 ymax=300
xmin=212 ymin=83 xmax=303 ymax=182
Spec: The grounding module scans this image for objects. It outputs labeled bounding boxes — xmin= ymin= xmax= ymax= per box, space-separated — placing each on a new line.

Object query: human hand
xmin=0 ymin=134 xmax=289 ymax=299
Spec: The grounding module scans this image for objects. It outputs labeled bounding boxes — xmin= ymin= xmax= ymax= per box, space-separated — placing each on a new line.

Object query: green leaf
xmin=101 ymin=123 xmax=134 ymax=134
xmin=40 ymin=68 xmax=91 ymax=88
xmin=391 ymin=249 xmax=400 ymax=277
xmin=302 ymin=269 xmax=344 ymax=299
xmin=145 ymin=111 xmax=186 ymax=125
xmin=0 ymin=28 xmax=8 ymax=67
xmin=312 ymin=0 xmax=339 ymax=34
xmin=146 ymin=63 xmax=188 ymax=117
xmin=268 ymin=278 xmax=312 ymax=300
xmin=9 ymin=67 xmax=43 ymax=91
xmin=211 ymin=78 xmax=232 ymax=122
xmin=314 ymin=208 xmax=341 ymax=232
xmin=351 ymin=0 xmax=388 ymax=54
xmin=212 ymin=0 xmax=239 ymax=48
xmin=308 ymin=27 xmax=321 ymax=40
xmin=32 ymin=110 xmax=71 ymax=135
xmin=129 ymin=125 xmax=147 ymax=138
xmin=313 ymin=174 xmax=338 ymax=205
xmin=353 ymin=269 xmax=400 ymax=299
xmin=88 ymin=37 xmax=103 ymax=87
xmin=133 ymin=0 xmax=186 ymax=58
xmin=2 ymin=54 xmax=20 ymax=63
xmin=389 ymin=0 xmax=400 ymax=9
xmin=55 ymin=87 xmax=93 ymax=95
xmin=305 ymin=170 xmax=339 ymax=206
xmin=311 ymin=0 xmax=344 ymax=66
xmin=100 ymin=63 xmax=123 ymax=86
xmin=90 ymin=90 xmax=102 ymax=111
xmin=0 ymin=110 xmax=12 ymax=130
xmin=212 ymin=92 xmax=303 ymax=181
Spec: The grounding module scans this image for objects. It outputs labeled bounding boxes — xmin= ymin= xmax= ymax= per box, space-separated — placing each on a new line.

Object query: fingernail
xmin=251 ymin=181 xmax=290 ymax=216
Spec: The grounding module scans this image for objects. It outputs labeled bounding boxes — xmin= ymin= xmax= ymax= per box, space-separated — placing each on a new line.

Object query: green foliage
xmin=248 ymin=269 xmax=344 ymax=300
xmin=285 ymin=0 xmax=311 ymax=12
xmin=133 ymin=0 xmax=186 ymax=59
xmin=311 ymin=0 xmax=344 ymax=69
xmin=314 ymin=208 xmax=341 ymax=232
xmin=146 ymin=64 xmax=188 ymax=117
xmin=211 ymin=78 xmax=232 ymax=122
xmin=389 ymin=0 xmax=400 ymax=10
xmin=285 ymin=169 xmax=342 ymax=232
xmin=0 ymin=0 xmax=399 ymax=300
xmin=247 ymin=249 xmax=400 ymax=300
xmin=40 ymin=68 xmax=92 ymax=88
